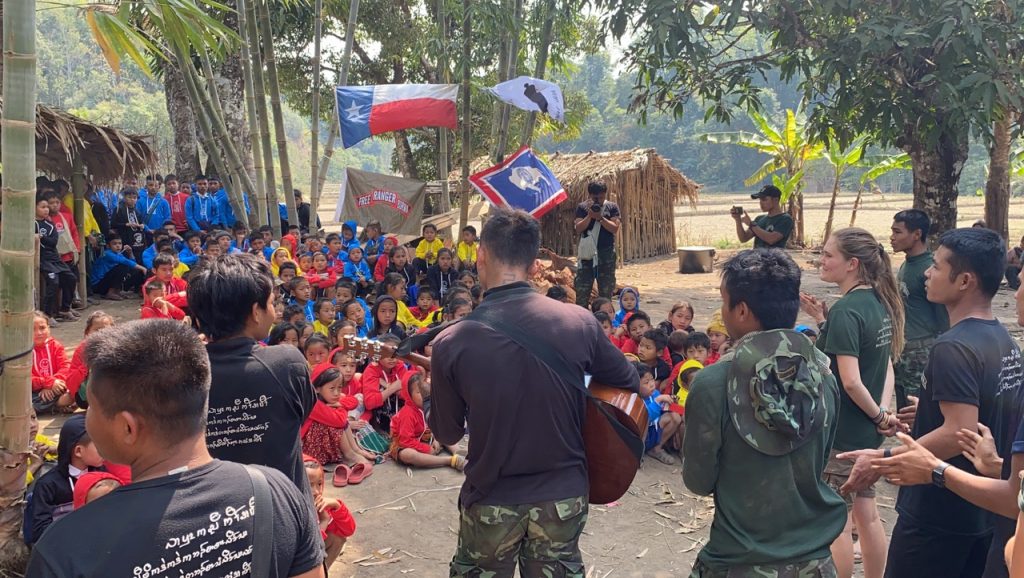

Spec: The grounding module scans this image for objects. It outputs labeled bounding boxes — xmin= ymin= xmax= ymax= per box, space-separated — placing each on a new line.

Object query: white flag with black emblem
xmin=488 ymin=76 xmax=565 ymax=122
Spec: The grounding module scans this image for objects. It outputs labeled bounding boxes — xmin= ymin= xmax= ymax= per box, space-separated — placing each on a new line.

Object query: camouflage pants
xmin=893 ymin=340 xmax=932 ymax=411
xmin=450 ymin=495 xmax=588 ymax=578
xmin=574 ymin=246 xmax=617 ymax=307
xmin=689 ymin=556 xmax=838 ymax=578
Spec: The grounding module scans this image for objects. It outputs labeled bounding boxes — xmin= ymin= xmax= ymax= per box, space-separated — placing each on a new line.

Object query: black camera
xmin=591 ymin=203 xmax=602 ymax=213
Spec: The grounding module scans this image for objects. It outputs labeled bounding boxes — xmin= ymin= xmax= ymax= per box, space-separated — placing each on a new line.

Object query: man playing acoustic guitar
xmin=683 ymin=248 xmax=846 ymax=578
xmin=429 ymin=208 xmax=639 ymax=577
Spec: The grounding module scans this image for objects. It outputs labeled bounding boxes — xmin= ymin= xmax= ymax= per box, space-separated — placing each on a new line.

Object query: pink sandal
xmin=347 ymin=462 xmax=373 ymax=484
xmin=332 ymin=464 xmax=351 ymax=487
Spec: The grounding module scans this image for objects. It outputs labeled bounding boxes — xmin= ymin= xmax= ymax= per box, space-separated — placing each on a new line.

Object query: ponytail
xmin=832 ymin=228 xmax=906 ymax=360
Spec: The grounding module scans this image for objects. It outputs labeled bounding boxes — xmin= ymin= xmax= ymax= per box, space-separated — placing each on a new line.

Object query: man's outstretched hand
xmin=869 ymin=433 xmax=941 ymax=486
xmin=834 ymin=449 xmax=884 ymax=494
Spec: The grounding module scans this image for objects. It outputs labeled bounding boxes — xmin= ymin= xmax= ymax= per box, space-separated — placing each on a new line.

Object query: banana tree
xmin=822 ymin=135 xmax=867 ymax=241
xmin=0 ymin=0 xmax=36 ymax=565
xmin=701 ymin=108 xmax=824 ymax=245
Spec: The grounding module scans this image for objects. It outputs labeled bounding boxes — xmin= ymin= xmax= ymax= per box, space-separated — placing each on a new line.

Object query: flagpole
xmin=315 ymin=0 xmax=360 ymax=209
xmin=459 ymin=0 xmax=472 ymax=233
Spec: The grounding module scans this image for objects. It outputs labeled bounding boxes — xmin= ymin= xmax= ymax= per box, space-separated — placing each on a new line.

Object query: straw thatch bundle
xmin=452 ymin=148 xmax=701 ymax=263
xmin=0 ymin=98 xmax=157 ymax=185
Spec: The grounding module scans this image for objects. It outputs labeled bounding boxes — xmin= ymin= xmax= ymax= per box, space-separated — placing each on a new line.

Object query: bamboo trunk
xmin=258 ymin=0 xmax=298 ymax=227
xmin=309 ymin=0 xmax=323 ymax=226
xmin=197 ymin=49 xmax=256 ymax=228
xmin=242 ymin=0 xmax=279 ymax=231
xmin=237 ymin=0 xmax=272 ymax=236
xmin=459 ymin=0 xmax=472 ymax=232
xmin=489 ymin=0 xmax=509 ymax=162
xmin=315 ymin=0 xmax=359 ymax=208
xmin=520 ymin=0 xmax=555 ymax=145
xmin=72 ymin=154 xmax=88 ymax=302
xmin=494 ymin=0 xmax=523 ymax=161
xmin=0 ymin=0 xmax=35 ymax=566
xmin=436 ymin=0 xmax=452 ymax=236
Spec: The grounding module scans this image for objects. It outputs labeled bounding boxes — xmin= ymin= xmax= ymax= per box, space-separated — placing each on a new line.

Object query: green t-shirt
xmin=682 ymin=360 xmax=846 ymax=568
xmin=898 ymin=251 xmax=949 ymax=342
xmin=752 ymin=213 xmax=794 ymax=248
xmin=817 ymin=288 xmax=893 ymax=451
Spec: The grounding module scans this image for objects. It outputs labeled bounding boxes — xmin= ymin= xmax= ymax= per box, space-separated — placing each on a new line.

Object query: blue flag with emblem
xmin=468 ymin=146 xmax=567 ymax=218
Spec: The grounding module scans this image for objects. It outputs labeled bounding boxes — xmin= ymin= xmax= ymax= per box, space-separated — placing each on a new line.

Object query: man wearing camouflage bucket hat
xmin=682 ymin=249 xmax=846 ymax=578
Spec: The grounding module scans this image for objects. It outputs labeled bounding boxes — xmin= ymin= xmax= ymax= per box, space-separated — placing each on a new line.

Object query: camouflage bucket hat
xmin=727 ymin=329 xmax=831 ymax=456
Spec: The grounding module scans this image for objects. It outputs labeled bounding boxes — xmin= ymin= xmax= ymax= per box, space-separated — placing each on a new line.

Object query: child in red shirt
xmin=408 ymin=287 xmax=439 ymax=322
xmin=372 ymin=235 xmax=400 ymax=282
xmin=706 ymin=312 xmax=729 ymax=365
xmin=300 ymin=362 xmax=375 ymax=469
xmin=358 ymin=334 xmax=409 ymax=426
xmin=64 ymin=311 xmax=115 ymax=407
xmin=303 ymin=455 xmax=355 ymax=570
xmin=619 ymin=311 xmax=672 ymax=364
xmin=145 ymin=253 xmax=188 ymax=310
xmin=140 ymin=281 xmax=187 ymax=321
xmin=31 ymin=312 xmax=72 ymax=413
xmin=593 ymin=311 xmax=624 ymax=349
xmin=389 ymin=371 xmax=466 ymax=470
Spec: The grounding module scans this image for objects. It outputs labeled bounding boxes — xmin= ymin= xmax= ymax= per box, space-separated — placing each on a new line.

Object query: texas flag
xmin=336 ymin=84 xmax=458 ymax=149
xmin=469 ymin=146 xmax=567 ymax=218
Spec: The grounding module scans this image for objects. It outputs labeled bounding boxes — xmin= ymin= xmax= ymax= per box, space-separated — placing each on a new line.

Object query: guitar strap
xmin=397 ymin=295 xmax=643 ymax=464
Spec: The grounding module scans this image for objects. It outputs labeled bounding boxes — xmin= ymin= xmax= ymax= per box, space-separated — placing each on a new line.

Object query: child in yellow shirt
xmin=455 ymin=225 xmax=478 ymax=271
xmin=414 ymin=224 xmax=444 ymax=275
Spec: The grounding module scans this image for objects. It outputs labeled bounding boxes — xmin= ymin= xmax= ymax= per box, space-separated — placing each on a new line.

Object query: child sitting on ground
xmin=303 ymin=456 xmax=356 ymax=570
xmin=29 ymin=415 xmax=105 ymax=544
xmin=145 ymin=253 xmax=188 ymax=311
xmin=667 ymin=329 xmax=688 ymax=366
xmin=372 ymin=236 xmax=399 ymax=282
xmin=307 ymin=253 xmax=339 ymax=299
xmin=340 ymin=300 xmax=372 ymax=338
xmin=289 ymin=276 xmax=316 ymax=322
xmin=343 ymin=246 xmax=373 ymax=296
xmin=63 ymin=311 xmax=115 ymax=409
xmin=390 ymin=371 xmax=466 ymax=471
xmin=300 ymin=363 xmax=374 ymax=471
xmin=381 ymin=273 xmax=423 ymax=331
xmin=31 ymin=312 xmax=72 ymax=413
xmin=413 ymin=223 xmax=444 ymax=276
xmin=383 ymin=245 xmax=418 ymax=299
xmin=369 ymin=296 xmax=405 ymax=339
xmin=426 ymin=248 xmax=458 ymax=301
xmin=614 ymin=287 xmax=640 ymax=329
xmin=620 ymin=311 xmax=672 ymax=364
xmin=684 ymin=331 xmax=711 ymax=366
xmin=71 ymin=472 xmax=122 ymax=510
xmin=359 ymin=333 xmax=408 ymax=431
xmin=312 ymin=298 xmax=336 ymax=337
xmin=267 ymin=322 xmax=301 ymax=348
xmin=593 ymin=311 xmax=624 ymax=348
xmin=660 ymin=301 xmax=696 ymax=335
xmin=303 ymin=334 xmax=331 ymax=368
xmin=706 ymin=312 xmax=729 ymax=365
xmin=455 ymin=225 xmax=478 ymax=271
xmin=633 ymin=361 xmax=682 ymax=466
xmin=637 ymin=329 xmax=673 ymax=392
xmin=141 ymin=281 xmax=188 ymax=322
xmin=409 ymin=288 xmax=439 ymax=322
xmin=675 ymin=360 xmax=704 ymax=409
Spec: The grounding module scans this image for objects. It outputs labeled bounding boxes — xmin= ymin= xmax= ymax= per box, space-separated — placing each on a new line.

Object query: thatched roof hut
xmin=453 ymin=148 xmax=700 ymax=263
xmin=0 ymin=98 xmax=157 ymax=184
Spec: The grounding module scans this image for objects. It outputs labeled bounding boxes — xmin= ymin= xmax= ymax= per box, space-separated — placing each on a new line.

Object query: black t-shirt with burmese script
xmin=205 ymin=338 xmax=317 ymax=500
xmin=26 ymin=460 xmax=323 ymax=578
xmin=896 ymin=318 xmax=1024 ymax=537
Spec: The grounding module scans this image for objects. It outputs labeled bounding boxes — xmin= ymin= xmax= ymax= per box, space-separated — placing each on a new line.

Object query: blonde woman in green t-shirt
xmin=800 ymin=227 xmax=906 ymax=578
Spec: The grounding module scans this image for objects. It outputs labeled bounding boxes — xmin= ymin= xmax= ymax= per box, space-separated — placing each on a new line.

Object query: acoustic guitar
xmin=336 ymin=334 xmax=648 ymax=504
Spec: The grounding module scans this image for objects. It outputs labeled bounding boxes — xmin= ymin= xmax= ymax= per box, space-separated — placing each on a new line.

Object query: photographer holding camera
xmin=732 ymin=185 xmax=794 ymax=249
xmin=573 ymin=181 xmax=621 ymax=306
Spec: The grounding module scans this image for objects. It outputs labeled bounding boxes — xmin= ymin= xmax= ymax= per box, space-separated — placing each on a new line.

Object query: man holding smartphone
xmin=732 ymin=185 xmax=794 ymax=249
xmin=573 ymin=181 xmax=621 ymax=306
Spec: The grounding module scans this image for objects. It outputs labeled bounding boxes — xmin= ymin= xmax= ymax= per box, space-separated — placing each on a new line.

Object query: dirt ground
xmin=38 ymin=196 xmax=1024 ymax=577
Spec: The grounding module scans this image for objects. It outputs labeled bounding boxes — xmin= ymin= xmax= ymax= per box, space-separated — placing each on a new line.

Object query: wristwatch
xmin=932 ymin=462 xmax=951 ymax=488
